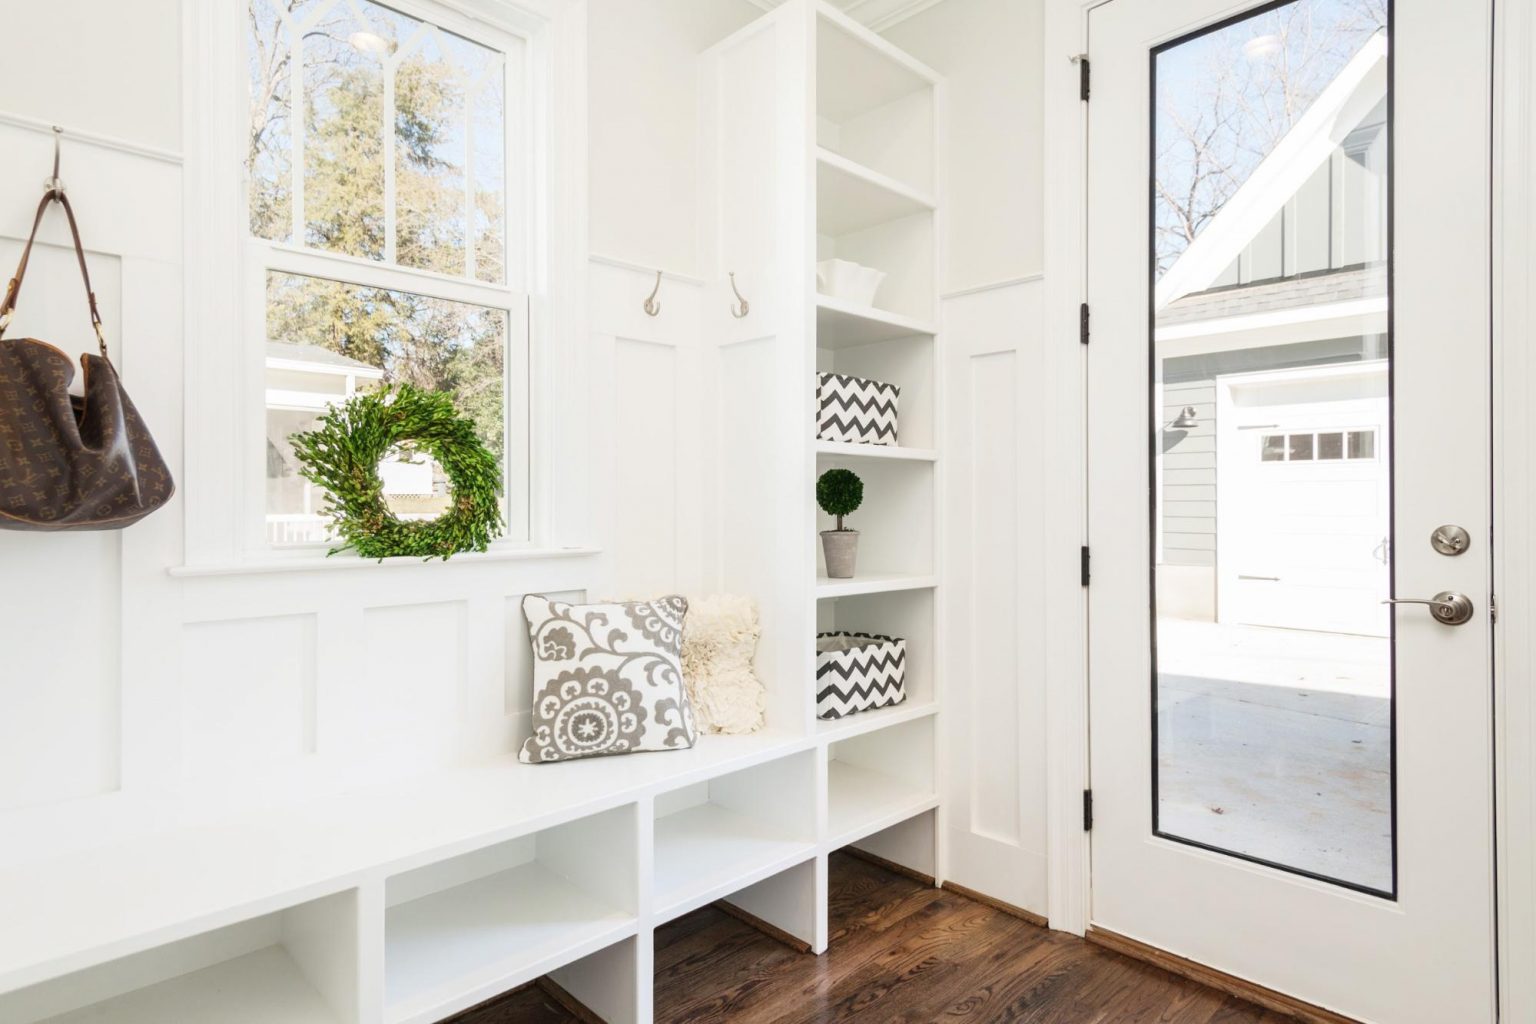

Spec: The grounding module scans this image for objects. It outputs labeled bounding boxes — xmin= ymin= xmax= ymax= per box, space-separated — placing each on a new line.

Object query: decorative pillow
xmin=520 ymin=594 xmax=698 ymax=763
xmin=679 ymin=594 xmax=765 ymax=735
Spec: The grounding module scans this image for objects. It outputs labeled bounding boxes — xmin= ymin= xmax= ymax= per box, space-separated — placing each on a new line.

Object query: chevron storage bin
xmin=816 ymin=632 xmax=907 ymax=720
xmin=817 ymin=371 xmax=899 ymax=446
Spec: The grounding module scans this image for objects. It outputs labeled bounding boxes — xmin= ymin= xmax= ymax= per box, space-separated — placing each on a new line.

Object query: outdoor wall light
xmin=1168 ymin=406 xmax=1200 ymax=430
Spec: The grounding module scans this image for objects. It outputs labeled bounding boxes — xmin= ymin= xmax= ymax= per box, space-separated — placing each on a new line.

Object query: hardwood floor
xmin=455 ymin=852 xmax=1289 ymax=1023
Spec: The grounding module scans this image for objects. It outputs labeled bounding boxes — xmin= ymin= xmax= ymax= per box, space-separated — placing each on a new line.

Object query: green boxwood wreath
xmin=290 ymin=383 xmax=504 ymax=561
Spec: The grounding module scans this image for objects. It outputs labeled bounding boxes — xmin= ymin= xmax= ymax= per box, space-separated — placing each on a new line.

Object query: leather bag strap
xmin=0 ymin=189 xmax=107 ymax=359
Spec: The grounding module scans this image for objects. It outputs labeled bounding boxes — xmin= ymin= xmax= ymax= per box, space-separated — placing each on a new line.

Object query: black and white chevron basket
xmin=817 ymin=372 xmax=899 ymax=446
xmin=816 ymin=632 xmax=907 ymax=720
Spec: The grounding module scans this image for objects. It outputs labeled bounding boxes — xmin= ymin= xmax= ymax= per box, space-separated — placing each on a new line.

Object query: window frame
xmin=246 ymin=0 xmax=534 ymax=557
xmin=184 ymin=0 xmax=585 ymax=570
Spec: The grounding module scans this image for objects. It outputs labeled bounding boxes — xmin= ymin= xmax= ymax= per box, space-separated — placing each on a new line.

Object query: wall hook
xmin=43 ymin=126 xmax=65 ymax=197
xmin=643 ymin=270 xmax=662 ymax=317
xmin=729 ymin=272 xmax=750 ymax=319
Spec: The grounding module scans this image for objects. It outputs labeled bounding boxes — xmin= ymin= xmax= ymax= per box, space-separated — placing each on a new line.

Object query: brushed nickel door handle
xmin=1382 ymin=591 xmax=1474 ymax=626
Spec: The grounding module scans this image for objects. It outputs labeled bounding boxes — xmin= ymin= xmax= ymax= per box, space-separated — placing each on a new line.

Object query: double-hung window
xmin=246 ymin=0 xmax=530 ymax=549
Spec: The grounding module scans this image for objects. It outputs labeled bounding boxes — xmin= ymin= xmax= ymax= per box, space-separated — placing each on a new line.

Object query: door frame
xmin=1042 ymin=0 xmax=1529 ymax=1017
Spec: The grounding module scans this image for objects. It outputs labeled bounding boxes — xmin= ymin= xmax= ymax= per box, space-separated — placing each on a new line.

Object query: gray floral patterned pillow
xmin=520 ymin=594 xmax=698 ymax=763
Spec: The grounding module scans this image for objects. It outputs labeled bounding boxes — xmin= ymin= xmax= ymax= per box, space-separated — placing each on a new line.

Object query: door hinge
xmin=1083 ymin=789 xmax=1094 ymax=831
xmin=1491 ymin=592 xmax=1498 ymax=624
xmin=1079 ymin=302 xmax=1090 ymax=345
xmin=1080 ymin=545 xmax=1091 ymax=586
xmin=1073 ymin=55 xmax=1091 ymax=101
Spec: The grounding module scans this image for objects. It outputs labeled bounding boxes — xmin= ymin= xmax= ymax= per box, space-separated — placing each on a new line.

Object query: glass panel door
xmin=1150 ymin=0 xmax=1393 ymax=894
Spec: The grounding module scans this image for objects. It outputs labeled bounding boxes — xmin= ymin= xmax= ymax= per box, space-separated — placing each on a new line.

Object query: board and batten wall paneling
xmin=588 ymin=258 xmax=705 ymax=599
xmin=942 ymin=278 xmax=1049 ymax=915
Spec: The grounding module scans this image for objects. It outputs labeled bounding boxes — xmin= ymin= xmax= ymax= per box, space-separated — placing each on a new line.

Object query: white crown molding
xmin=744 ymin=0 xmax=950 ymax=31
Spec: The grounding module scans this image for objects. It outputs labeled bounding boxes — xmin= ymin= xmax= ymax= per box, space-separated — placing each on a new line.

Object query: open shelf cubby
xmin=827 ymin=716 xmax=937 ymax=849
xmin=815 ymin=8 xmax=935 ymax=195
xmin=815 ymin=454 xmax=933 ymax=581
xmin=815 ymin=587 xmax=935 ymax=737
xmin=383 ymin=806 xmax=638 ymax=1024
xmin=652 ymin=752 xmax=818 ymax=921
xmin=0 ymin=891 xmax=360 ymax=1024
xmin=817 ymin=327 xmax=934 ymax=449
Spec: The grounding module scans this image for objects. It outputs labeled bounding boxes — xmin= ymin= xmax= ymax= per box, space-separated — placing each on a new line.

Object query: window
xmin=1260 ymin=430 xmax=1378 ymax=463
xmin=247 ymin=0 xmax=529 ymax=548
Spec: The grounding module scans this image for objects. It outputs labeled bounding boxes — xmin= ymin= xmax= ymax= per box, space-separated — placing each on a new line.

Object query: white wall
xmin=587 ymin=0 xmax=761 ymax=275
xmin=0 ymin=0 xmax=182 ymax=152
xmin=883 ymin=0 xmax=1044 ymax=291
xmin=0 ymin=0 xmax=604 ymax=867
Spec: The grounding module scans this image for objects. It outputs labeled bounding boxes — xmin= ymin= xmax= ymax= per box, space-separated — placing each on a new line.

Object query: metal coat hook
xmin=44 ymin=126 xmax=65 ymax=197
xmin=643 ymin=270 xmax=662 ymax=317
xmin=728 ymin=272 xmax=750 ymax=319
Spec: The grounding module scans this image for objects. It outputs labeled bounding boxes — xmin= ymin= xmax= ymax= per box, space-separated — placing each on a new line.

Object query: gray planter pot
xmin=820 ymin=529 xmax=859 ymax=578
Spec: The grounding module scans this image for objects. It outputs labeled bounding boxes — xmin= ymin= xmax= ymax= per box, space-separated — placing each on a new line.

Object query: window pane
xmin=246 ymin=0 xmax=511 ymax=283
xmin=247 ymin=0 xmax=296 ymax=242
xmin=1153 ymin=0 xmax=1392 ymax=895
xmin=394 ymin=26 xmax=506 ymax=280
xmin=264 ymin=271 xmax=508 ymax=545
xmin=302 ymin=2 xmax=389 ymax=259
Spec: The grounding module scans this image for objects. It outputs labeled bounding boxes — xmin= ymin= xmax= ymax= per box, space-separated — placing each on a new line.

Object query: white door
xmin=1087 ymin=0 xmax=1496 ymax=1020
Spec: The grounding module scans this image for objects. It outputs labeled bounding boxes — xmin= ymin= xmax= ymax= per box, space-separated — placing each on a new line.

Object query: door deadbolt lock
xmin=1382 ymin=591 xmax=1475 ymax=626
xmin=1430 ymin=525 xmax=1471 ymax=556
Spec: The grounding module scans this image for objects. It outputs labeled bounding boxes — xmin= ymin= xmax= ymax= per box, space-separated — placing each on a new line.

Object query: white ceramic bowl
xmin=816 ymin=258 xmax=887 ymax=307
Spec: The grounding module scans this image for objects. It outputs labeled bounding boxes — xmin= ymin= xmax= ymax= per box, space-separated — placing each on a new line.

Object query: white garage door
xmin=1216 ymin=362 xmax=1390 ymax=637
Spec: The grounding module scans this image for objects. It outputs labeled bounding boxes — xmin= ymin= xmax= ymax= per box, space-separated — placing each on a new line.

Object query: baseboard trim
xmin=839 ymin=845 xmax=937 ymax=887
xmin=940 ymin=881 xmax=1049 ymax=928
xmin=714 ymin=899 xmax=814 ymax=953
xmin=1086 ymin=927 xmax=1361 ymax=1024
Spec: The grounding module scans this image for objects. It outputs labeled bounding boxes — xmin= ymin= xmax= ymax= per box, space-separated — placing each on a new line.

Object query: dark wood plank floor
xmin=458 ymin=852 xmax=1290 ymax=1023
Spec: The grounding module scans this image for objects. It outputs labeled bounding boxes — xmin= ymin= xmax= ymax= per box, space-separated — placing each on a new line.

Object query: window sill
xmin=167 ymin=545 xmax=601 ymax=579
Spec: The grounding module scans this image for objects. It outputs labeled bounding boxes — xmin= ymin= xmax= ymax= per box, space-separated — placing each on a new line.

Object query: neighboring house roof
xmin=266 ymin=341 xmax=386 ymax=377
xmin=1159 ymin=264 xmax=1387 ymax=328
xmin=1155 ymin=32 xmax=1388 ymax=312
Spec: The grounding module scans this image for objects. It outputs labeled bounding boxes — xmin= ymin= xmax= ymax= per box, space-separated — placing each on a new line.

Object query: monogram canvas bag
xmin=0 ymin=190 xmax=172 ymax=530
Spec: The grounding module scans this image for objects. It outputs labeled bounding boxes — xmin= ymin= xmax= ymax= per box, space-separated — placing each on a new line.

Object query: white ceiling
xmin=746 ymin=0 xmax=949 ymax=33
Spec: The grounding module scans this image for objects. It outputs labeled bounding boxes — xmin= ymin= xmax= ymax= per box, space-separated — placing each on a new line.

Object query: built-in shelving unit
xmin=0 ymin=6 xmax=948 ymax=1024
xmin=807 ymin=0 xmax=943 ymax=915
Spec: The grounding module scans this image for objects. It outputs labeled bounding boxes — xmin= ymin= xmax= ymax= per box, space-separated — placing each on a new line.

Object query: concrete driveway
xmin=1154 ymin=620 xmax=1393 ymax=893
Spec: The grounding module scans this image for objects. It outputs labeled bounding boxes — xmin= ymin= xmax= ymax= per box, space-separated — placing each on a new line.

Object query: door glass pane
xmin=1152 ymin=0 xmax=1392 ymax=894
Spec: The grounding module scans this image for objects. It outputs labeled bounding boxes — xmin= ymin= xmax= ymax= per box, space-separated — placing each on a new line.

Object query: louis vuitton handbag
xmin=0 ymin=189 xmax=172 ymax=530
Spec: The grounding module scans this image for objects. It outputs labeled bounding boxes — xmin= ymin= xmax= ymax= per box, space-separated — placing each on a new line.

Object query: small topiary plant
xmin=817 ymin=468 xmax=863 ymax=531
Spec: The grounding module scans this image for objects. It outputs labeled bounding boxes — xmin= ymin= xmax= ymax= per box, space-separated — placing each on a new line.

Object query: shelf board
xmin=815 ymin=295 xmax=936 ymax=349
xmin=653 ymin=803 xmax=815 ymax=920
xmin=816 ymin=572 xmax=937 ymax=599
xmin=385 ymin=861 xmax=634 ymax=1024
xmin=826 ymin=760 xmax=938 ymax=849
xmin=817 ymin=148 xmax=935 ymax=236
xmin=816 ymin=440 xmax=936 ymax=462
xmin=42 ymin=946 xmax=340 ymax=1024
xmin=815 ymin=699 xmax=938 ymax=743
